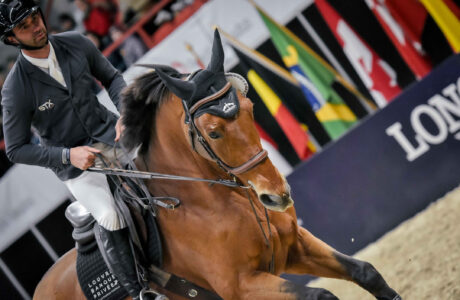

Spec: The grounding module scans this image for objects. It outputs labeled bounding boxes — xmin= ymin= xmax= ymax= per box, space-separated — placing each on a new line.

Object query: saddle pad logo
xmin=38 ymin=99 xmax=55 ymax=111
xmin=223 ymin=102 xmax=236 ymax=113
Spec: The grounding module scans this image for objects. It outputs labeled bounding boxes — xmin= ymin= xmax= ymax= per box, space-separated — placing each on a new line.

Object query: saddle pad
xmin=76 ymin=248 xmax=129 ymax=300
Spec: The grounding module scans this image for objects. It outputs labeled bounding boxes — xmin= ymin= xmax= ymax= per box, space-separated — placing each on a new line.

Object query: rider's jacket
xmin=1 ymin=32 xmax=126 ymax=180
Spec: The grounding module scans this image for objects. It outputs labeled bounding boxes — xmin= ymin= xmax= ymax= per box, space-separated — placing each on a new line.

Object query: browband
xmin=189 ymin=82 xmax=232 ymax=115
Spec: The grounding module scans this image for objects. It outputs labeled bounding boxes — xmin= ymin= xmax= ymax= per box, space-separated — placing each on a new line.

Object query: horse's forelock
xmin=120 ymin=70 xmax=180 ymax=153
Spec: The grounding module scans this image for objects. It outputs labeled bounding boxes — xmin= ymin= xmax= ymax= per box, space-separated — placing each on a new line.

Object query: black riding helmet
xmin=0 ymin=0 xmax=47 ymax=49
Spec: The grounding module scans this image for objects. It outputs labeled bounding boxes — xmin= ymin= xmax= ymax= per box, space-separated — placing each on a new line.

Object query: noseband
xmin=182 ymin=82 xmax=268 ymax=176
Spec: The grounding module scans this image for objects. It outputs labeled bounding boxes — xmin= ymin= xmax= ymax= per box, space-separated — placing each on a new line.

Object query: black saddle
xmin=65 ymin=199 xmax=162 ymax=300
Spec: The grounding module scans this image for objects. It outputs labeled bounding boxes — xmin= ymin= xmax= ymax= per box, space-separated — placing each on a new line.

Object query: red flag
xmin=254 ymin=123 xmax=277 ymax=150
xmin=315 ymin=0 xmax=401 ymax=108
xmin=384 ymin=0 xmax=427 ymax=47
xmin=366 ymin=0 xmax=432 ymax=79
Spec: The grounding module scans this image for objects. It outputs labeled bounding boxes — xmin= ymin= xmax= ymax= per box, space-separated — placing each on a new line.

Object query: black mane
xmin=120 ymin=66 xmax=181 ymax=153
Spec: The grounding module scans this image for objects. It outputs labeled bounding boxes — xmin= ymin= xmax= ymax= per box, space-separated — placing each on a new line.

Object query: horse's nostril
xmin=282 ymin=192 xmax=290 ymax=200
xmin=260 ymin=194 xmax=279 ymax=205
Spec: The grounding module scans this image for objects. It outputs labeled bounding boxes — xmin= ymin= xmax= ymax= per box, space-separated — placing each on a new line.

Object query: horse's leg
xmin=230 ymin=271 xmax=338 ymax=300
xmin=286 ymin=227 xmax=401 ymax=300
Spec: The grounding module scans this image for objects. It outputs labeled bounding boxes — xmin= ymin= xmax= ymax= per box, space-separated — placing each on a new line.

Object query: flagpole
xmin=185 ymin=42 xmax=206 ymax=69
xmin=296 ymin=13 xmax=376 ymax=114
xmin=296 ymin=13 xmax=354 ymax=87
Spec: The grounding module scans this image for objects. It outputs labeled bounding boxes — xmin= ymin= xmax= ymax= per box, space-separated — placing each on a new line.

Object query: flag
xmin=185 ymin=42 xmax=205 ymax=69
xmin=383 ymin=0 xmax=455 ymax=65
xmin=255 ymin=123 xmax=293 ymax=175
xmin=248 ymin=87 xmax=302 ymax=166
xmin=314 ymin=0 xmax=401 ymax=107
xmin=253 ymin=5 xmax=358 ymax=139
xmin=221 ymin=30 xmax=330 ymax=146
xmin=365 ymin=0 xmax=432 ymax=79
xmin=223 ymin=42 xmax=318 ymax=161
xmin=246 ymin=69 xmax=314 ymax=160
xmin=419 ymin=0 xmax=460 ymax=53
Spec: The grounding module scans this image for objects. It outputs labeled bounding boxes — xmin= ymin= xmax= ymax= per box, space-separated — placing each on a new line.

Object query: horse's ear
xmin=206 ymin=29 xmax=225 ymax=73
xmin=154 ymin=65 xmax=195 ymax=100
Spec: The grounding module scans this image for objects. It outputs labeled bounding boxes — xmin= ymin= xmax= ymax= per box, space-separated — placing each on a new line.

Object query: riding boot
xmin=97 ymin=227 xmax=144 ymax=300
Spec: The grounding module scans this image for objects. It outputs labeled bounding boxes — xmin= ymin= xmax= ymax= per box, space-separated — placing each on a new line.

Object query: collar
xmin=21 ymin=41 xmax=57 ymax=70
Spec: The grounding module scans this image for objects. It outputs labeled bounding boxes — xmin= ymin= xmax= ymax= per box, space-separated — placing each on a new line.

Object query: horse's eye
xmin=208 ymin=131 xmax=222 ymax=139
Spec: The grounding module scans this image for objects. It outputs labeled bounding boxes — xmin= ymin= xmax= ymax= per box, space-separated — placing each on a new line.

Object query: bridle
xmin=182 ymin=81 xmax=268 ymax=176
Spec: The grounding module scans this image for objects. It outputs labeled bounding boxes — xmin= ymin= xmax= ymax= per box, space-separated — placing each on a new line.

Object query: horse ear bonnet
xmin=152 ymin=29 xmax=248 ymax=119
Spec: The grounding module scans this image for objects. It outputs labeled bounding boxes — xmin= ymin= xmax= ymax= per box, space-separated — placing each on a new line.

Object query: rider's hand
xmin=70 ymin=146 xmax=101 ymax=170
xmin=115 ymin=118 xmax=125 ymax=142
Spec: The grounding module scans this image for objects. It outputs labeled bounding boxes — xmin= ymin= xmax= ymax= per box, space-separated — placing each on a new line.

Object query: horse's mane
xmin=120 ymin=66 xmax=182 ymax=153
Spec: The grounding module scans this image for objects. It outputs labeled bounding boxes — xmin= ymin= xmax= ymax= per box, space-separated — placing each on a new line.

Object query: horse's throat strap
xmin=223 ymin=149 xmax=268 ymax=175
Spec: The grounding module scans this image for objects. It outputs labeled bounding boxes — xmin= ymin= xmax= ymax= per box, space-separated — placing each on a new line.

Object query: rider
xmin=0 ymin=1 xmax=146 ymax=298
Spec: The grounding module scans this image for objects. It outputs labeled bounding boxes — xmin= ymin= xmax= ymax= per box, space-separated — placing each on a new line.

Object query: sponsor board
xmin=287 ymin=54 xmax=460 ymax=256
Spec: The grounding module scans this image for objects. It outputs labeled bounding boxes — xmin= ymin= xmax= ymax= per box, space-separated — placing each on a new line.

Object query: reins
xmin=89 ymin=144 xmax=276 ymax=274
xmin=88 ymin=166 xmax=251 ymax=189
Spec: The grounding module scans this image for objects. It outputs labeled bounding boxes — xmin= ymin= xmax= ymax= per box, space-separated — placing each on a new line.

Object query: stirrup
xmin=140 ymin=287 xmax=169 ymax=300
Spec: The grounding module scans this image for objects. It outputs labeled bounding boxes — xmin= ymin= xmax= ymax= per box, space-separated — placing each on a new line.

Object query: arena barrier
xmin=287 ymin=53 xmax=460 ymax=255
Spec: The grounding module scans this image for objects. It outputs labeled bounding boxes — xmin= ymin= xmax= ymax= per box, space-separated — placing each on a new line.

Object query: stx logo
xmin=38 ymin=99 xmax=55 ymax=111
xmin=386 ymin=77 xmax=460 ymax=162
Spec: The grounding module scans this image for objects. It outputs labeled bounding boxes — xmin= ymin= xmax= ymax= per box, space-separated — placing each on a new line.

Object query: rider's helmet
xmin=0 ymin=0 xmax=44 ymax=47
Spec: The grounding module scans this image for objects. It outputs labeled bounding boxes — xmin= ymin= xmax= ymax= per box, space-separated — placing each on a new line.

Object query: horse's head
xmin=147 ymin=29 xmax=293 ymax=212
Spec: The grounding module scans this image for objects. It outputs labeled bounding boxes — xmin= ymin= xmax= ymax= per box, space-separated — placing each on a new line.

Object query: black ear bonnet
xmin=138 ymin=29 xmax=248 ymax=120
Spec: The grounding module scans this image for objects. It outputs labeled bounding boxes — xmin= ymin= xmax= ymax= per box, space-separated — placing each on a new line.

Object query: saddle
xmin=65 ymin=174 xmax=222 ymax=300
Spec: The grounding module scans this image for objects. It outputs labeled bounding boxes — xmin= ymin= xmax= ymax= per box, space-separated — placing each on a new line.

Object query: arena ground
xmin=308 ymin=185 xmax=460 ymax=300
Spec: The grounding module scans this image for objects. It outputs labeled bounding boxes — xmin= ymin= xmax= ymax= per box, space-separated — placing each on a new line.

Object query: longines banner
xmin=288 ymin=53 xmax=460 ymax=255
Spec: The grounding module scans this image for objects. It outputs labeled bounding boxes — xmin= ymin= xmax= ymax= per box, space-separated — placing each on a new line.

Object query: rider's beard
xmin=18 ymin=28 xmax=49 ymax=49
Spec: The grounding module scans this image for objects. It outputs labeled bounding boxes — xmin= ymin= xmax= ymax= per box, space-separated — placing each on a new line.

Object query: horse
xmin=33 ymin=30 xmax=401 ymax=300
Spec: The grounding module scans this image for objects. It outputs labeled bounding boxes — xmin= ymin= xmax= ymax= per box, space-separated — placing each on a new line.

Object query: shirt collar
xmin=22 ymin=41 xmax=57 ymax=70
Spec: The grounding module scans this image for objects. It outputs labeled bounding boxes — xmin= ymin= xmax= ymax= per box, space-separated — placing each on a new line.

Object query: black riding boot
xmin=97 ymin=227 xmax=144 ymax=300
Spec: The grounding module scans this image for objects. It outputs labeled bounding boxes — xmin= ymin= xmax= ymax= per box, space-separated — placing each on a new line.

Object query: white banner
xmin=0 ymin=165 xmax=71 ymax=252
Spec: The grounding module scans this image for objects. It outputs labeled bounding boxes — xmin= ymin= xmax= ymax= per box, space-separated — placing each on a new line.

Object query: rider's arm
xmin=80 ymin=33 xmax=127 ymax=111
xmin=1 ymin=78 xmax=66 ymax=168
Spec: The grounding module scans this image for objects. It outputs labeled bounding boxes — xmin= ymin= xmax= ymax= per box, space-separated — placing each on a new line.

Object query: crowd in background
xmin=0 ymin=0 xmax=198 ymax=177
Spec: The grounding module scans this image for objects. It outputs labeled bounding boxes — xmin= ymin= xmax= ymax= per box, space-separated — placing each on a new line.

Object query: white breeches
xmin=65 ymin=171 xmax=126 ymax=230
xmin=64 ymin=143 xmax=133 ymax=231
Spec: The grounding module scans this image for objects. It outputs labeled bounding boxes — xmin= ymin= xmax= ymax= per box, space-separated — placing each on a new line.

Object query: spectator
xmin=75 ymin=0 xmax=115 ymax=38
xmin=109 ymin=25 xmax=147 ymax=67
xmin=58 ymin=13 xmax=77 ymax=32
xmin=85 ymin=31 xmax=126 ymax=72
xmin=118 ymin=0 xmax=151 ymax=25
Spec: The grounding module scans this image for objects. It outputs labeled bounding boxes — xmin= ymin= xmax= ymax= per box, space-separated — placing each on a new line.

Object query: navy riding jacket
xmin=1 ymin=32 xmax=127 ymax=180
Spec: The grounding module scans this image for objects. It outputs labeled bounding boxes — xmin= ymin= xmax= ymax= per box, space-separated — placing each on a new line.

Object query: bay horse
xmin=33 ymin=30 xmax=401 ymax=300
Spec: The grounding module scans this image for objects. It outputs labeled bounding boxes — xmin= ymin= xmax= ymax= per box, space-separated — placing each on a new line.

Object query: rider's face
xmin=8 ymin=11 xmax=48 ymax=48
